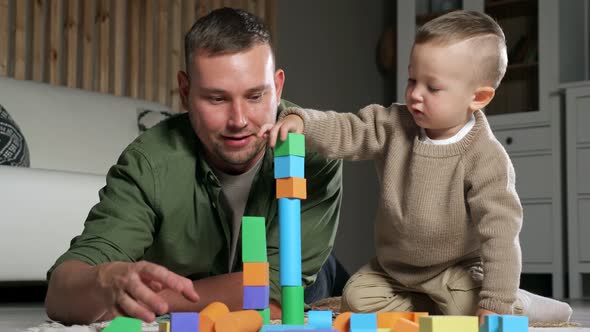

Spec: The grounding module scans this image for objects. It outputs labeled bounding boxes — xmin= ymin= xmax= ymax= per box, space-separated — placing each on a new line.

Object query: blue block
xmin=243 ymin=285 xmax=270 ymax=309
xmin=279 ymin=198 xmax=302 ymax=286
xmin=500 ymin=315 xmax=528 ymax=332
xmin=170 ymin=312 xmax=199 ymax=332
xmin=274 ymin=155 xmax=305 ymax=179
xmin=480 ymin=315 xmax=500 ymax=332
xmin=350 ymin=313 xmax=377 ymax=330
xmin=260 ymin=325 xmax=308 ymax=331
xmin=308 ymin=310 xmax=333 ymax=329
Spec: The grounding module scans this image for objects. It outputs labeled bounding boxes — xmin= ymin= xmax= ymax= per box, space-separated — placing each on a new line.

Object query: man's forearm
xmin=45 ymin=260 xmax=108 ymax=324
xmin=161 ymin=272 xmax=282 ymax=319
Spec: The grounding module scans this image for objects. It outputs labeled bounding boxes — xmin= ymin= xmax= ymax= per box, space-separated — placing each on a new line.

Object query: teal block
xmin=350 ymin=313 xmax=377 ymax=330
xmin=274 ymin=155 xmax=305 ymax=179
xmin=103 ymin=316 xmax=142 ymax=332
xmin=480 ymin=315 xmax=500 ymax=332
xmin=242 ymin=216 xmax=267 ymax=262
xmin=275 ymin=133 xmax=305 ymax=157
xmin=500 ymin=315 xmax=528 ymax=332
xmin=307 ymin=310 xmax=333 ymax=329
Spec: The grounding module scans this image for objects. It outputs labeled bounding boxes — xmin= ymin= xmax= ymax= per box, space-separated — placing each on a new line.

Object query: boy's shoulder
xmin=464 ymin=111 xmax=513 ymax=167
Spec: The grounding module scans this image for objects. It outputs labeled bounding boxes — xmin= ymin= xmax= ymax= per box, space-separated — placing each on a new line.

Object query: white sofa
xmin=0 ymin=77 xmax=169 ymax=281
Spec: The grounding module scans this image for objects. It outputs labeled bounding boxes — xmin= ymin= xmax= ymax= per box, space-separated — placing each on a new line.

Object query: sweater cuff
xmin=479 ymin=298 xmax=514 ymax=314
xmin=278 ymin=107 xmax=308 ymax=122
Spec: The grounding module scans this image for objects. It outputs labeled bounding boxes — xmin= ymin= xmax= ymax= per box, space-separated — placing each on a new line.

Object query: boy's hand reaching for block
xmin=258 ymin=114 xmax=304 ymax=148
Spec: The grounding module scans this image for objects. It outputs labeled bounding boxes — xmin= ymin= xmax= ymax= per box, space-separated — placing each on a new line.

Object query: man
xmin=45 ymin=8 xmax=343 ymax=324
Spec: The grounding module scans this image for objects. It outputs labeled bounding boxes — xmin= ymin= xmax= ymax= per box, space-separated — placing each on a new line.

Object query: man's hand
xmin=95 ymin=261 xmax=199 ymax=322
xmin=257 ymin=114 xmax=304 ymax=148
xmin=476 ymin=307 xmax=497 ymax=325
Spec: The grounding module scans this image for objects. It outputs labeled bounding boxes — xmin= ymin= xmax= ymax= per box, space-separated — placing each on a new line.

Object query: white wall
xmin=276 ymin=0 xmax=388 ymax=273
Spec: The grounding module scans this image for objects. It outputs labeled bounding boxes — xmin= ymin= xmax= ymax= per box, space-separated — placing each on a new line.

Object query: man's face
xmin=179 ymin=44 xmax=285 ymax=174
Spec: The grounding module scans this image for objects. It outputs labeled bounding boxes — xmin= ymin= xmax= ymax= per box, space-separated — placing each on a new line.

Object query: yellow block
xmin=419 ymin=316 xmax=478 ymax=332
xmin=158 ymin=321 xmax=170 ymax=332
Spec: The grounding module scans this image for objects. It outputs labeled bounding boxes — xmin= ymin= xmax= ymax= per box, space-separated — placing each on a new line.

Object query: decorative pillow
xmin=0 ymin=104 xmax=30 ymax=167
xmin=137 ymin=109 xmax=173 ymax=134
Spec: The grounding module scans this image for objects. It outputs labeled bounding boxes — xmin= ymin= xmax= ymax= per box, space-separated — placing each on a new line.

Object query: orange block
xmin=200 ymin=302 xmax=229 ymax=332
xmin=393 ymin=317 xmax=419 ymax=332
xmin=214 ymin=310 xmax=262 ymax=332
xmin=276 ymin=177 xmax=307 ymax=199
xmin=243 ymin=262 xmax=269 ymax=286
xmin=377 ymin=312 xmax=413 ymax=329
xmin=333 ymin=311 xmax=352 ymax=332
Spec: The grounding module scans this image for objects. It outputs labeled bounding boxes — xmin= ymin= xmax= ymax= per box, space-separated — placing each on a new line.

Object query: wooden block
xmin=418 ymin=316 xmax=477 ymax=332
xmin=499 ymin=315 xmax=528 ymax=332
xmin=274 ymin=132 xmax=305 ymax=157
xmin=480 ymin=315 xmax=499 ymax=332
xmin=350 ymin=313 xmax=378 ymax=330
xmin=281 ymin=286 xmax=304 ymax=325
xmin=214 ymin=310 xmax=263 ymax=332
xmin=243 ymin=262 xmax=270 ymax=286
xmin=308 ymin=310 xmax=333 ymax=329
xmin=278 ymin=198 xmax=302 ymax=286
xmin=377 ymin=312 xmax=413 ymax=328
xmin=242 ymin=216 xmax=267 ymax=263
xmin=393 ymin=317 xmax=418 ymax=332
xmin=103 ymin=316 xmax=142 ymax=332
xmin=170 ymin=312 xmax=199 ymax=332
xmin=243 ymin=285 xmax=270 ymax=309
xmin=276 ymin=177 xmax=307 ymax=199
xmin=257 ymin=308 xmax=271 ymax=325
xmin=333 ymin=312 xmax=352 ymax=332
xmin=412 ymin=312 xmax=429 ymax=323
xmin=199 ymin=301 xmax=229 ymax=332
xmin=274 ymin=155 xmax=305 ymax=179
xmin=158 ymin=321 xmax=170 ymax=332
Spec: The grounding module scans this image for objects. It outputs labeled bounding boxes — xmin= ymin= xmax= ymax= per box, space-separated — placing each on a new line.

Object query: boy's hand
xmin=476 ymin=307 xmax=497 ymax=325
xmin=257 ymin=114 xmax=304 ymax=148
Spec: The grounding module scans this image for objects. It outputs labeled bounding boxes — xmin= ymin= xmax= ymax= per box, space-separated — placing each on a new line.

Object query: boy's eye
xmin=427 ymin=86 xmax=440 ymax=93
xmin=407 ymin=78 xmax=416 ymax=85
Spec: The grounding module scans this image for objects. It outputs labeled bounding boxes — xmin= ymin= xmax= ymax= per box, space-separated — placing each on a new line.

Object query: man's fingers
xmin=126 ymin=274 xmax=168 ymax=315
xmin=117 ymin=291 xmax=156 ymax=322
xmin=137 ymin=261 xmax=199 ymax=302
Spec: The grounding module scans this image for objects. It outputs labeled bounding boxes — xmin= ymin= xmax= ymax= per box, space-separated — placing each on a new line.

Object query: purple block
xmin=243 ymin=285 xmax=270 ymax=309
xmin=170 ymin=312 xmax=199 ymax=332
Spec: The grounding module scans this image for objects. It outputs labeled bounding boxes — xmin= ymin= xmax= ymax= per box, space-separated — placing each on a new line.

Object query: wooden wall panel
xmin=0 ymin=0 xmax=276 ymax=112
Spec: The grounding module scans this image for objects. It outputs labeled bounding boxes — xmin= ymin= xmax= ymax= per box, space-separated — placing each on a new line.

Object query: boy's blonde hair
xmin=415 ymin=10 xmax=507 ymax=88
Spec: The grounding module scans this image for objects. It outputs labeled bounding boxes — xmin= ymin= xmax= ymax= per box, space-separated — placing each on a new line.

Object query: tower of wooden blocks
xmin=242 ymin=216 xmax=271 ymax=324
xmin=274 ymin=133 xmax=306 ymax=325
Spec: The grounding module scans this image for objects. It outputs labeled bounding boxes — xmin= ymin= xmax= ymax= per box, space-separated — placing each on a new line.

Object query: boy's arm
xmin=280 ymin=104 xmax=400 ymax=161
xmin=465 ymin=144 xmax=523 ymax=315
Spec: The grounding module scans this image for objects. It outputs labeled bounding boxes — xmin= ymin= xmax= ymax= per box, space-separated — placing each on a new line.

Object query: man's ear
xmin=469 ymin=86 xmax=495 ymax=112
xmin=274 ymin=69 xmax=285 ymax=101
xmin=177 ymin=70 xmax=190 ymax=111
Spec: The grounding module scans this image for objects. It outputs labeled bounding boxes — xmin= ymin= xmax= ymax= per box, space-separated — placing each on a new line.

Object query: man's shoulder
xmin=123 ymin=112 xmax=198 ymax=169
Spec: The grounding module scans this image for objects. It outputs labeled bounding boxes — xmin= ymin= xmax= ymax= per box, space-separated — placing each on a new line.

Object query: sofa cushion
xmin=0 ymin=104 xmax=30 ymax=167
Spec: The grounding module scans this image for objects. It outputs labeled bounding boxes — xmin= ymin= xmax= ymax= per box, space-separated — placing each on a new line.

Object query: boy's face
xmin=405 ymin=40 xmax=481 ymax=140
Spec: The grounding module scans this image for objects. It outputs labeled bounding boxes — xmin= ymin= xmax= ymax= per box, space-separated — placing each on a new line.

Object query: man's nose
xmin=228 ymin=100 xmax=248 ymax=128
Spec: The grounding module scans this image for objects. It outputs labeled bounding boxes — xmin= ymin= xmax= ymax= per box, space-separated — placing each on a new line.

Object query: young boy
xmin=259 ymin=11 xmax=572 ymax=323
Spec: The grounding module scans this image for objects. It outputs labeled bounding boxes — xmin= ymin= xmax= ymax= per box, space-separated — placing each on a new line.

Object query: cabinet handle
xmin=505 ymin=137 xmax=513 ymax=145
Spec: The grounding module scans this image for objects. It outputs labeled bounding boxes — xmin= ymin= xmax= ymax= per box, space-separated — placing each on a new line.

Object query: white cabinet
xmin=564 ymin=82 xmax=590 ymax=299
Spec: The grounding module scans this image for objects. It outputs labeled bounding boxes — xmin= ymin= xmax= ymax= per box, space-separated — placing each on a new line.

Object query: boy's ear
xmin=469 ymin=87 xmax=495 ymax=112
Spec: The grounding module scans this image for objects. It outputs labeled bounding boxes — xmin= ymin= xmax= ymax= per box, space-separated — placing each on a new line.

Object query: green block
xmin=281 ymin=286 xmax=304 ymax=325
xmin=103 ymin=316 xmax=142 ymax=332
xmin=274 ymin=133 xmax=305 ymax=157
xmin=242 ymin=216 xmax=267 ymax=262
xmin=257 ymin=308 xmax=271 ymax=325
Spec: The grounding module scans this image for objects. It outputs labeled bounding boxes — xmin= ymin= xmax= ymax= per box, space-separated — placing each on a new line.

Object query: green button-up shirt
xmin=48 ymin=100 xmax=343 ymax=304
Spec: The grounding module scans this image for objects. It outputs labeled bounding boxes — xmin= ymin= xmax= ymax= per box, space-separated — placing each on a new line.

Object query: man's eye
xmin=208 ymin=96 xmax=225 ymax=103
xmin=249 ymin=93 xmax=264 ymax=101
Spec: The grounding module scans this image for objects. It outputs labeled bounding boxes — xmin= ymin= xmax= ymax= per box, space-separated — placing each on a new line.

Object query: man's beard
xmin=214 ymin=137 xmax=266 ymax=166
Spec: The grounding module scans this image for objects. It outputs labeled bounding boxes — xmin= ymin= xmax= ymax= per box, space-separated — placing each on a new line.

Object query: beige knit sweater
xmin=283 ymin=104 xmax=523 ymax=314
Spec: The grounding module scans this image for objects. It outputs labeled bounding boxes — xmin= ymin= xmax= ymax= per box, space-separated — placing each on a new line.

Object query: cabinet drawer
xmin=493 ymin=126 xmax=552 ymax=153
xmin=577 ymin=198 xmax=590 ymax=262
xmin=521 ymin=203 xmax=553 ymax=264
xmin=578 ymin=148 xmax=590 ymax=194
xmin=512 ymin=154 xmax=553 ymax=199
xmin=575 ymin=95 xmax=590 ymax=143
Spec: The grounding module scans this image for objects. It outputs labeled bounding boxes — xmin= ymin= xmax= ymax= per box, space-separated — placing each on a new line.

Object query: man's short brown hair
xmin=415 ymin=10 xmax=507 ymax=88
